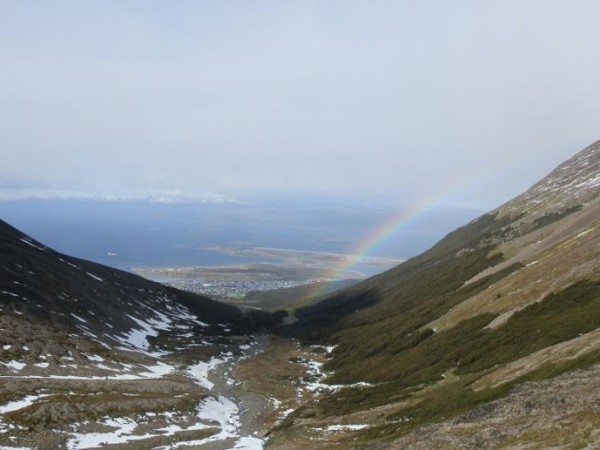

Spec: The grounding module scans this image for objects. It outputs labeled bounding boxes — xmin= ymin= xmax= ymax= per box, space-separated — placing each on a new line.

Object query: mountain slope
xmin=275 ymin=140 xmax=600 ymax=448
xmin=0 ymin=218 xmax=278 ymax=449
xmin=0 ymin=217 xmax=247 ymax=331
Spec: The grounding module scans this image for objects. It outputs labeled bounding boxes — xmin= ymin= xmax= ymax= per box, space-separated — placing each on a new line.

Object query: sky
xmin=1 ymin=0 xmax=600 ymax=209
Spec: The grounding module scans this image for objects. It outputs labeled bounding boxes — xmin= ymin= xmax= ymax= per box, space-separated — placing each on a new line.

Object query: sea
xmin=0 ymin=198 xmax=482 ymax=277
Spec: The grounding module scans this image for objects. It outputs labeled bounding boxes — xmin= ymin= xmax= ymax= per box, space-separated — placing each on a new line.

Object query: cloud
xmin=1 ymin=1 xmax=600 ymax=208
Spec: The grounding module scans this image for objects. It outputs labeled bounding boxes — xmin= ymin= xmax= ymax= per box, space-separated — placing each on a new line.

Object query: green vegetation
xmin=289 ymin=247 xmax=515 ymax=382
xmin=453 ymin=280 xmax=600 ymax=374
xmin=289 ymin=210 xmax=600 ymax=387
xmin=283 ymin=278 xmax=600 ymax=446
xmin=281 ymin=205 xmax=600 ymax=445
xmin=519 ymin=346 xmax=600 ymax=383
xmin=532 ymin=204 xmax=583 ymax=230
xmin=287 ymin=214 xmax=526 ymax=384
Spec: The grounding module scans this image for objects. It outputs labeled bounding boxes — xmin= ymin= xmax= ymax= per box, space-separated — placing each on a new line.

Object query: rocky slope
xmin=0 ymin=218 xmax=279 ymax=449
xmin=273 ymin=140 xmax=600 ymax=448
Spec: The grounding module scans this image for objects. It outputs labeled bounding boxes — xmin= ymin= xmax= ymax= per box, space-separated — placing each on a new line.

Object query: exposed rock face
xmin=498 ymin=139 xmax=600 ymax=220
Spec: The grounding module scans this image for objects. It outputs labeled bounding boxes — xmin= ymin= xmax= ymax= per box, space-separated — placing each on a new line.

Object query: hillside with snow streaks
xmin=0 ymin=218 xmax=280 ymax=449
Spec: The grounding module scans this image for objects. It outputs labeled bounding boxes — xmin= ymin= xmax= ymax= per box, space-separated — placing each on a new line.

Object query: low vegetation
xmin=532 ymin=204 xmax=583 ymax=230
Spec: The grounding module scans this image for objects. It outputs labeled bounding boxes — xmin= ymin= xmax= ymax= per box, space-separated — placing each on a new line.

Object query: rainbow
xmin=306 ymin=196 xmax=441 ymax=300
xmin=304 ymin=161 xmax=509 ymax=300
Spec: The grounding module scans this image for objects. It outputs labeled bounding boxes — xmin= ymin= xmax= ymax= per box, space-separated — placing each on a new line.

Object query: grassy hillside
xmin=274 ymin=142 xmax=600 ymax=447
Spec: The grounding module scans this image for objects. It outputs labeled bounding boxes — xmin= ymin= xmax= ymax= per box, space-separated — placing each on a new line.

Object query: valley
xmin=2 ymin=140 xmax=600 ymax=449
xmin=0 ymin=311 xmax=356 ymax=449
xmin=4 ymin=1 xmax=600 ymax=447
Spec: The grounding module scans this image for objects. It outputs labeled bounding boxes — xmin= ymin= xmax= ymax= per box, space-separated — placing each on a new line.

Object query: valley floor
xmin=0 ymin=317 xmax=345 ymax=450
xmin=0 ymin=334 xmax=269 ymax=449
xmin=3 ymin=316 xmax=600 ymax=449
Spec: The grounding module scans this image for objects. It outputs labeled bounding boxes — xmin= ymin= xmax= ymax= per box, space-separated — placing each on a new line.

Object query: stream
xmin=190 ymin=336 xmax=271 ymax=450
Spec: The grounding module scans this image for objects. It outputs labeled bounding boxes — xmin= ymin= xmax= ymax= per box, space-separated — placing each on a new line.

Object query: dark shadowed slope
xmin=0 ymin=218 xmax=283 ymax=449
xmin=0 ymin=217 xmax=285 ymax=339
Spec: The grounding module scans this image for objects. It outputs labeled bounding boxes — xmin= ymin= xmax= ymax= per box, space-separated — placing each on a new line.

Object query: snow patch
xmin=0 ymin=393 xmax=50 ymax=414
xmin=85 ymin=272 xmax=104 ymax=282
xmin=59 ymin=258 xmax=80 ymax=269
xmin=576 ymin=229 xmax=593 ymax=238
xmin=1 ymin=361 xmax=26 ymax=371
xmin=186 ymin=356 xmax=230 ymax=390
xmin=197 ymin=395 xmax=239 ymax=438
xmin=19 ymin=238 xmax=45 ymax=251
xmin=318 ymin=424 xmax=369 ymax=432
xmin=233 ymin=436 xmax=265 ymax=449
xmin=67 ymin=417 xmax=151 ymax=449
xmin=71 ymin=313 xmax=87 ymax=323
xmin=1 ymin=291 xmax=20 ymax=298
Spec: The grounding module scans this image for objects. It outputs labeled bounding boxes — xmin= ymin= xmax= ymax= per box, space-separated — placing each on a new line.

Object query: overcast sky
xmin=1 ymin=1 xmax=599 ymax=209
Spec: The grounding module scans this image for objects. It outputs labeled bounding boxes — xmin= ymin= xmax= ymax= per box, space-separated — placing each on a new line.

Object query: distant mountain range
xmin=272 ymin=140 xmax=600 ymax=448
